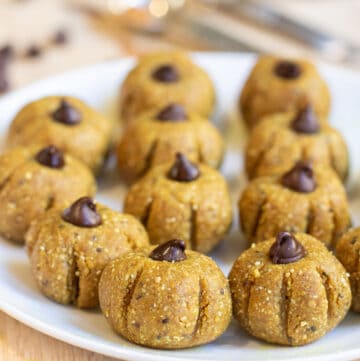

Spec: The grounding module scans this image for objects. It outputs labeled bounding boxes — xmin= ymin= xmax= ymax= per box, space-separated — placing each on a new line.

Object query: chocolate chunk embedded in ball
xmin=152 ymin=64 xmax=180 ymax=82
xmin=291 ymin=105 xmax=320 ymax=134
xmin=149 ymin=239 xmax=187 ymax=262
xmin=274 ymin=60 xmax=302 ymax=79
xmin=269 ymin=232 xmax=306 ymax=264
xmin=52 ymin=99 xmax=82 ymax=125
xmin=168 ymin=153 xmax=200 ymax=182
xmin=281 ymin=161 xmax=316 ymax=193
xmin=156 ymin=103 xmax=187 ymax=121
xmin=35 ymin=145 xmax=65 ymax=169
xmin=62 ymin=197 xmax=102 ymax=227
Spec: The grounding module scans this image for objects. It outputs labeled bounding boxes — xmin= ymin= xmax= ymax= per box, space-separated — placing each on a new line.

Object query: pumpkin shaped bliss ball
xmin=117 ymin=103 xmax=223 ymax=182
xmin=239 ymin=55 xmax=330 ymax=129
xmin=124 ymin=153 xmax=232 ymax=253
xmin=119 ymin=51 xmax=215 ymax=124
xmin=0 ymin=145 xmax=95 ymax=243
xmin=239 ymin=161 xmax=350 ymax=248
xmin=336 ymin=227 xmax=360 ymax=312
xmin=229 ymin=232 xmax=351 ymax=346
xmin=26 ymin=197 xmax=149 ymax=308
xmin=7 ymin=96 xmax=113 ymax=173
xmin=99 ymin=239 xmax=232 ymax=349
xmin=245 ymin=105 xmax=348 ymax=182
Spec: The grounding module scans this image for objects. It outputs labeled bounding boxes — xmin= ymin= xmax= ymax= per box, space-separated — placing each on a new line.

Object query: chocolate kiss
xmin=62 ymin=197 xmax=102 ymax=227
xmin=269 ymin=232 xmax=306 ymax=264
xmin=149 ymin=239 xmax=187 ymax=262
xmin=281 ymin=161 xmax=316 ymax=193
xmin=35 ymin=145 xmax=65 ymax=169
xmin=291 ymin=105 xmax=319 ymax=134
xmin=52 ymin=99 xmax=82 ymax=125
xmin=152 ymin=64 xmax=180 ymax=83
xmin=156 ymin=103 xmax=187 ymax=121
xmin=274 ymin=60 xmax=302 ymax=79
xmin=167 ymin=153 xmax=200 ymax=182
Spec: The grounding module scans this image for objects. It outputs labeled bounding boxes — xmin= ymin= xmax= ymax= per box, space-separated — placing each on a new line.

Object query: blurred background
xmin=1 ymin=0 xmax=360 ymax=94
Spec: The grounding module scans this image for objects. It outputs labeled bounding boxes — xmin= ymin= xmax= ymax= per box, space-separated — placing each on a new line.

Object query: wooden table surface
xmin=1 ymin=1 xmax=360 ymax=361
xmin=0 ymin=311 xmax=120 ymax=361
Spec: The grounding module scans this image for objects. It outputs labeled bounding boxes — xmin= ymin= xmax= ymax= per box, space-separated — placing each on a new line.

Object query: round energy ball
xmin=239 ymin=161 xmax=350 ymax=248
xmin=119 ymin=51 xmax=215 ymax=123
xmin=336 ymin=227 xmax=360 ymax=312
xmin=0 ymin=145 xmax=96 ymax=243
xmin=245 ymin=105 xmax=348 ymax=182
xmin=26 ymin=197 xmax=149 ymax=308
xmin=124 ymin=153 xmax=233 ymax=253
xmin=99 ymin=239 xmax=232 ymax=349
xmin=229 ymin=232 xmax=351 ymax=346
xmin=117 ymin=103 xmax=224 ymax=181
xmin=239 ymin=55 xmax=330 ymax=129
xmin=7 ymin=96 xmax=113 ymax=172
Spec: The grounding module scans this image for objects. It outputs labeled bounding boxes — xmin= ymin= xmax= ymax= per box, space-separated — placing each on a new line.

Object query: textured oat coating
xmin=240 ymin=56 xmax=330 ymax=129
xmin=117 ymin=109 xmax=224 ymax=181
xmin=229 ymin=233 xmax=351 ymax=346
xmin=26 ymin=203 xmax=149 ymax=308
xmin=124 ymin=162 xmax=232 ymax=253
xmin=245 ymin=111 xmax=349 ymax=181
xmin=0 ymin=146 xmax=96 ymax=243
xmin=119 ymin=51 xmax=215 ymax=124
xmin=239 ymin=164 xmax=350 ymax=248
xmin=99 ymin=247 xmax=232 ymax=349
xmin=6 ymin=96 xmax=113 ymax=172
xmin=124 ymin=163 xmax=232 ymax=253
xmin=336 ymin=228 xmax=360 ymax=312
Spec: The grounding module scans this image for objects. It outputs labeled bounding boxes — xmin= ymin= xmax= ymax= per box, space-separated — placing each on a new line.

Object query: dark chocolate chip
xmin=156 ymin=103 xmax=187 ymax=121
xmin=0 ymin=44 xmax=14 ymax=65
xmin=167 ymin=153 xmax=200 ymax=182
xmin=149 ymin=239 xmax=187 ymax=262
xmin=53 ymin=30 xmax=68 ymax=45
xmin=291 ymin=105 xmax=319 ymax=134
xmin=269 ymin=232 xmax=306 ymax=264
xmin=0 ymin=72 xmax=9 ymax=93
xmin=25 ymin=45 xmax=42 ymax=58
xmin=0 ymin=44 xmax=12 ymax=93
xmin=52 ymin=99 xmax=82 ymax=125
xmin=281 ymin=161 xmax=316 ymax=193
xmin=152 ymin=64 xmax=179 ymax=82
xmin=161 ymin=318 xmax=169 ymax=324
xmin=351 ymin=237 xmax=357 ymax=245
xmin=274 ymin=60 xmax=301 ymax=79
xmin=35 ymin=145 xmax=65 ymax=169
xmin=62 ymin=197 xmax=102 ymax=228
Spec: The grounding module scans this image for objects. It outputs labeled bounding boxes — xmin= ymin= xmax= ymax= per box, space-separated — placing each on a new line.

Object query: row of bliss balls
xmin=0 ymin=50 xmax=356 ymax=349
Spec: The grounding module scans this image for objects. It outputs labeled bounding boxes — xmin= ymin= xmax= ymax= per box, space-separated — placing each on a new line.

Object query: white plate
xmin=1 ymin=53 xmax=360 ymax=361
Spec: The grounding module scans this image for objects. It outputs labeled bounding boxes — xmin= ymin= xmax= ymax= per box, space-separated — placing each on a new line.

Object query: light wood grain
xmin=0 ymin=311 xmax=121 ymax=361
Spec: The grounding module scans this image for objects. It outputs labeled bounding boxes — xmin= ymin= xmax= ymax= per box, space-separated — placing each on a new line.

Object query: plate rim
xmin=1 ymin=52 xmax=360 ymax=361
